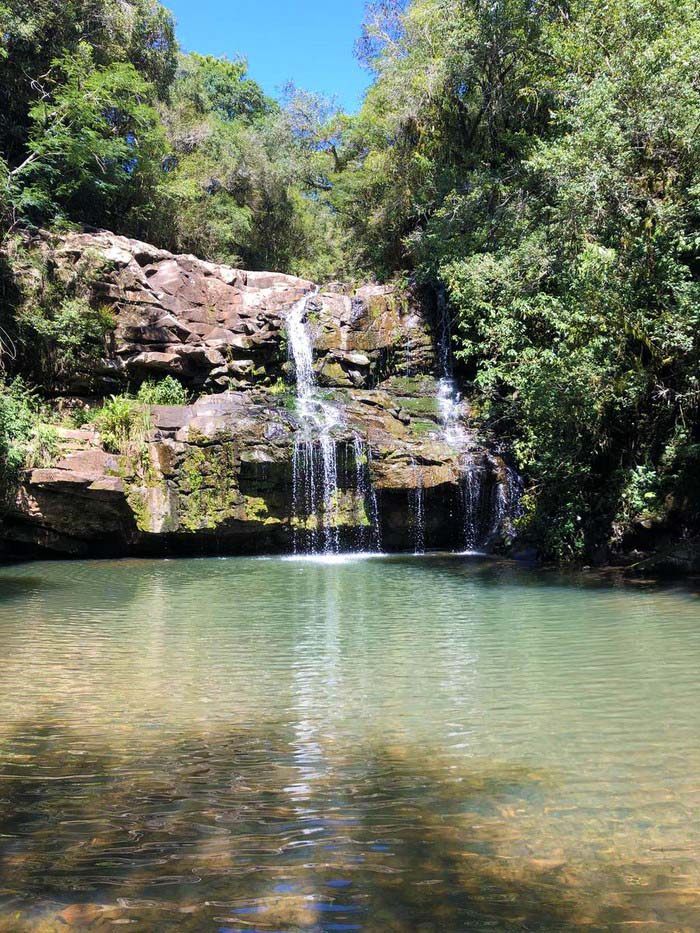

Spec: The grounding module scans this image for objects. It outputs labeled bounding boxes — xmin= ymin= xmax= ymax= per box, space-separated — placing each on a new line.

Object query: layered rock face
xmin=42 ymin=230 xmax=434 ymax=394
xmin=3 ymin=231 xmax=521 ymax=557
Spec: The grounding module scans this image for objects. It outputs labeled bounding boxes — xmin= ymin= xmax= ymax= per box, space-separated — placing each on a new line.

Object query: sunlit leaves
xmin=15 ymin=43 xmax=166 ymax=230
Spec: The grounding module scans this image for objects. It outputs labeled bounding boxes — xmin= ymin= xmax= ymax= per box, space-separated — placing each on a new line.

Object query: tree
xmin=127 ymin=0 xmax=178 ymax=100
xmin=172 ymin=53 xmax=271 ymax=121
xmin=329 ymin=0 xmax=552 ymax=274
xmin=0 ymin=0 xmax=177 ymax=173
xmin=11 ymin=43 xmax=167 ymax=233
xmin=438 ymin=0 xmax=700 ymax=557
xmin=154 ymin=54 xmax=348 ymax=278
xmin=327 ymin=0 xmax=700 ymax=558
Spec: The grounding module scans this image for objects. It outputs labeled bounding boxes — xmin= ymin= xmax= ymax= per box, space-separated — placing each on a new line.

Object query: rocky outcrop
xmin=2 ymin=230 xmax=521 ymax=558
xmin=5 ymin=380 xmax=516 ymax=557
xmin=13 ymin=230 xmax=434 ymax=393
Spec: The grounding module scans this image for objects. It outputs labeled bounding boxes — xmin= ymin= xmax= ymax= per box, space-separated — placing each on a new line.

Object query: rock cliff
xmin=2 ymin=230 xmax=521 ymax=557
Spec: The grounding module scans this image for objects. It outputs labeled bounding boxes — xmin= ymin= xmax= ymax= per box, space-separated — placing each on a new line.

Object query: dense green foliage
xmin=86 ymin=378 xmax=188 ymax=454
xmin=155 ymin=59 xmax=347 ymax=275
xmin=2 ymin=0 xmax=700 ymax=559
xmin=0 ymin=378 xmax=57 ymax=500
xmin=19 ymin=44 xmax=167 ymax=231
xmin=0 ymin=0 xmax=344 ymax=276
xmin=319 ymin=0 xmax=700 ymax=559
xmin=89 ymin=394 xmax=148 ymax=454
xmin=136 ymin=376 xmax=189 ymax=406
xmin=0 ymin=0 xmax=176 ymax=167
xmin=2 ymin=235 xmax=115 ymax=390
xmin=0 ymin=379 xmax=39 ymax=486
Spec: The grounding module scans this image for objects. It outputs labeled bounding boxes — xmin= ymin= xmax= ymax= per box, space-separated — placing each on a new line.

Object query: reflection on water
xmin=0 ymin=556 xmax=700 ymax=930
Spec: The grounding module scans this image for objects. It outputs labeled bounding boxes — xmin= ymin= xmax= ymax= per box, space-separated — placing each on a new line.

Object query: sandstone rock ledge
xmin=2 ymin=230 xmax=518 ymax=558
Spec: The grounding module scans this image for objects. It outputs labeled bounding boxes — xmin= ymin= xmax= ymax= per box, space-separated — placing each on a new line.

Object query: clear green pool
xmin=1 ymin=554 xmax=699 ymax=930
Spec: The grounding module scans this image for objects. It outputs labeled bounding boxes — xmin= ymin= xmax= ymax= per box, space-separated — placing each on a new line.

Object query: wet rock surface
xmin=7 ymin=384 xmax=517 ymax=557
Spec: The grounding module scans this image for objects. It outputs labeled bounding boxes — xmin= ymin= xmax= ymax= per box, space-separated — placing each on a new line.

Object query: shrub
xmin=93 ymin=395 xmax=150 ymax=455
xmin=136 ymin=376 xmax=189 ymax=406
xmin=18 ymin=294 xmax=114 ymax=389
xmin=267 ymin=377 xmax=290 ymax=397
xmin=69 ymin=404 xmax=95 ymax=428
xmin=0 ymin=379 xmax=58 ymax=499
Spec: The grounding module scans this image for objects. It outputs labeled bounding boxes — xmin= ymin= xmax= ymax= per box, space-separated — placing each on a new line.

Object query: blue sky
xmin=166 ymin=0 xmax=372 ymax=112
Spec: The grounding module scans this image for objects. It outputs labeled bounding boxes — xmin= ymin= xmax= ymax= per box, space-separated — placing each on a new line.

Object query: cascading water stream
xmin=288 ymin=292 xmax=382 ymax=555
xmin=460 ymin=462 xmax=524 ymax=552
xmin=435 ymin=289 xmax=524 ymax=552
xmin=409 ymin=460 xmax=426 ymax=555
xmin=461 ymin=466 xmax=484 ymax=552
xmin=288 ymin=290 xmax=341 ymax=554
xmin=490 ymin=466 xmax=524 ymax=543
xmin=286 ymin=284 xmax=522 ymax=556
xmin=435 ymin=290 xmax=463 ymax=447
xmin=352 ymin=434 xmax=382 ymax=552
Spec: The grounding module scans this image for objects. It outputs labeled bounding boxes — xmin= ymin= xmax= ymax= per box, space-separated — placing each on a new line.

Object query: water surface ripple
xmin=0 ymin=555 xmax=699 ymax=930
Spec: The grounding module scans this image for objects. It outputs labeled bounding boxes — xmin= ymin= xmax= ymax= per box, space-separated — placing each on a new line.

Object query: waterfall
xmin=435 ymin=290 xmax=525 ymax=552
xmin=352 ymin=434 xmax=382 ymax=552
xmin=291 ymin=437 xmax=341 ymax=555
xmin=435 ymin=290 xmax=463 ymax=446
xmin=461 ymin=462 xmax=523 ymax=552
xmin=489 ymin=466 xmax=524 ymax=543
xmin=461 ymin=466 xmax=484 ymax=552
xmin=287 ymin=290 xmax=321 ymax=408
xmin=285 ymin=285 xmax=521 ymax=557
xmin=288 ymin=291 xmax=342 ymax=554
xmin=409 ymin=460 xmax=426 ymax=554
xmin=288 ymin=292 xmax=382 ymax=555
xmin=410 ymin=486 xmax=426 ymax=554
